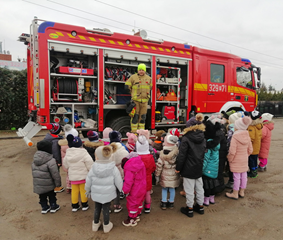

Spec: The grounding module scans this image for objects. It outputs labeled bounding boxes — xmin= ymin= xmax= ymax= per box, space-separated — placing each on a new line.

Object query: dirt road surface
xmin=0 ymin=120 xmax=282 ymax=240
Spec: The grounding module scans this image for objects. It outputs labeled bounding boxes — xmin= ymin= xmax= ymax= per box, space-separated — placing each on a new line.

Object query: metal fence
xmin=258 ymin=101 xmax=283 ymax=117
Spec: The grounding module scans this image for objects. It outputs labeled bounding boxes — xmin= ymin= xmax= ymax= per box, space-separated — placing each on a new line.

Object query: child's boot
xmin=239 ymin=188 xmax=245 ymax=198
xmin=103 ymin=221 xmax=113 ymax=233
xmin=72 ymin=203 xmax=81 ymax=212
xmin=167 ymin=201 xmax=174 ymax=209
xmin=209 ymin=195 xmax=215 ymax=204
xmin=92 ymin=220 xmax=101 ymax=231
xmin=225 ymin=190 xmax=239 ymax=200
xmin=122 ymin=217 xmax=137 ymax=227
xmin=193 ymin=204 xmax=204 ymax=215
xmin=203 ymin=197 xmax=210 ymax=206
xmin=50 ymin=203 xmax=60 ymax=213
xmin=180 ymin=206 xmax=193 ymax=218
xmin=39 ymin=201 xmax=50 ymax=214
xmin=82 ymin=201 xmax=89 ymax=211
xmin=160 ymin=201 xmax=167 ymax=210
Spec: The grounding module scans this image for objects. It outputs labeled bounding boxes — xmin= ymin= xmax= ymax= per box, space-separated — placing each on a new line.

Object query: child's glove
xmin=86 ymin=191 xmax=91 ymax=198
xmin=155 ymin=176 xmax=160 ymax=184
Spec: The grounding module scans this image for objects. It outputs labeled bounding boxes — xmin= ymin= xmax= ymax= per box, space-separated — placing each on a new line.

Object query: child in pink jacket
xmin=258 ymin=113 xmax=274 ymax=172
xmin=226 ymin=116 xmax=253 ymax=200
xmin=121 ymin=152 xmax=146 ymax=227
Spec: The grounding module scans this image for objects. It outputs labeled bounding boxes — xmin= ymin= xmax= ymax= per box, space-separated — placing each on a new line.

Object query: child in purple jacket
xmin=121 ymin=152 xmax=147 ymax=227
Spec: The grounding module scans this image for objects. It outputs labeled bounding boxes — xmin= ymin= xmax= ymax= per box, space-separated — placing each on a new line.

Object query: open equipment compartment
xmin=48 ymin=42 xmax=98 ymax=130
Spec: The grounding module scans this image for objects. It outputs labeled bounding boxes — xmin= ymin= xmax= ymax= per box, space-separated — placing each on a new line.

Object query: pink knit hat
xmin=102 ymin=127 xmax=113 ymax=139
xmin=234 ymin=116 xmax=252 ymax=130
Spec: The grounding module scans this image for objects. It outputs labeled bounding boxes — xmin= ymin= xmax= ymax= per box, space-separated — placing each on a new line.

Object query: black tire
xmin=108 ymin=116 xmax=131 ymax=138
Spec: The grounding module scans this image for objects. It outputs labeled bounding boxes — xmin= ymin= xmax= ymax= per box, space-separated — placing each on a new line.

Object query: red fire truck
xmin=17 ymin=18 xmax=261 ymax=146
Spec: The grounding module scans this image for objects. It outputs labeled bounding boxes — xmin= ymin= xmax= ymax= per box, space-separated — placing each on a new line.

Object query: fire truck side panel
xmin=98 ymin=49 xmax=104 ymax=132
xmin=192 ymin=53 xmax=207 ymax=113
xmin=38 ymin=32 xmax=50 ymax=124
xmin=151 ymin=56 xmax=157 ymax=129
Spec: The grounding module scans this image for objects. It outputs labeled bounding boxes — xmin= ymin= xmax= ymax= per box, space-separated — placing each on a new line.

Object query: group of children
xmin=31 ymin=109 xmax=274 ymax=233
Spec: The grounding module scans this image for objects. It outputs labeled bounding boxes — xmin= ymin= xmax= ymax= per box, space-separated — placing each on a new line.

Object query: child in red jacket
xmin=136 ymin=135 xmax=156 ymax=213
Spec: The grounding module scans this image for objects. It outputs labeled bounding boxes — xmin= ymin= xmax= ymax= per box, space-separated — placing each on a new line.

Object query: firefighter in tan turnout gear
xmin=125 ymin=63 xmax=152 ymax=133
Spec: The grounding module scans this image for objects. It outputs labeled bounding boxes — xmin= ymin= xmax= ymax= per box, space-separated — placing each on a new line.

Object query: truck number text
xmin=209 ymin=84 xmax=227 ymax=92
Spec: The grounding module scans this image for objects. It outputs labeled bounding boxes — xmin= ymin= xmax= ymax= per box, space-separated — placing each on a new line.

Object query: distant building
xmin=0 ymin=60 xmax=27 ymax=71
xmin=0 ymin=53 xmax=12 ymax=61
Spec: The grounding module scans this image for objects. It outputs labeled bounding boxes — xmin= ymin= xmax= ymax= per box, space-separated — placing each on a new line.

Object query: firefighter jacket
xmin=125 ymin=73 xmax=152 ymax=103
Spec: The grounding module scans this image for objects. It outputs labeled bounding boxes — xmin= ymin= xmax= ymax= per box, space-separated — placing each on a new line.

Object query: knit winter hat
xmin=63 ymin=124 xmax=78 ymax=138
xmin=109 ymin=130 xmax=122 ymax=143
xmin=234 ymin=116 xmax=252 ymax=130
xmin=169 ymin=128 xmax=180 ymax=138
xmin=138 ymin=63 xmax=146 ymax=72
xmin=250 ymin=110 xmax=262 ymax=120
xmin=67 ymin=134 xmax=82 ymax=148
xmin=137 ymin=129 xmax=150 ymax=140
xmin=136 ymin=135 xmax=150 ymax=155
xmin=261 ymin=113 xmax=274 ymax=122
xmin=221 ymin=111 xmax=229 ymax=120
xmin=208 ymin=113 xmax=223 ymax=125
xmin=95 ymin=146 xmax=113 ymax=161
xmin=186 ymin=113 xmax=204 ymax=127
xmin=229 ymin=112 xmax=244 ymax=124
xmin=155 ymin=130 xmax=166 ymax=141
xmin=103 ymin=127 xmax=113 ymax=139
xmin=166 ymin=134 xmax=179 ymax=145
xmin=37 ymin=140 xmax=52 ymax=154
xmin=226 ymin=110 xmax=236 ymax=117
xmin=87 ymin=130 xmax=99 ymax=142
xmin=47 ymin=123 xmax=62 ymax=135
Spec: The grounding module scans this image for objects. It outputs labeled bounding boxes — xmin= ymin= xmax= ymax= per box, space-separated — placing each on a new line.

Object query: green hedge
xmin=0 ymin=68 xmax=28 ymax=130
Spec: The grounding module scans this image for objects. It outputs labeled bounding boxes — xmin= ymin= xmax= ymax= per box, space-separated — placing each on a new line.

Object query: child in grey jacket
xmin=32 ymin=140 xmax=61 ymax=214
xmin=85 ymin=145 xmax=123 ymax=233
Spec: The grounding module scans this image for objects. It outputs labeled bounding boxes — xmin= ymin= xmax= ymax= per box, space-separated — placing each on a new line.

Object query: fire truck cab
xmin=17 ymin=18 xmax=260 ymax=146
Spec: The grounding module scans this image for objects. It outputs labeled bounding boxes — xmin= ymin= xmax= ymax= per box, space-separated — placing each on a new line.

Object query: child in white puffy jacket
xmin=85 ymin=146 xmax=123 ymax=233
xmin=63 ymin=135 xmax=93 ymax=212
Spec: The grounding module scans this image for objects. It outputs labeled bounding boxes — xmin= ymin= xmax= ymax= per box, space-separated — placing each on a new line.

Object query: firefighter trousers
xmin=131 ymin=101 xmax=148 ymax=133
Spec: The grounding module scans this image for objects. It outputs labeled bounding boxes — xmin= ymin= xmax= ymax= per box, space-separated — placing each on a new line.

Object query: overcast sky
xmin=0 ymin=0 xmax=282 ymax=90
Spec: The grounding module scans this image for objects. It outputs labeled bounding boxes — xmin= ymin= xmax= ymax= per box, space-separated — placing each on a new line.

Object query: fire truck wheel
xmin=109 ymin=116 xmax=131 ymax=138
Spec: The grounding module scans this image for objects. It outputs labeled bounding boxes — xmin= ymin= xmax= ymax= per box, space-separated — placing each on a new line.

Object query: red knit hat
xmin=169 ymin=128 xmax=180 ymax=138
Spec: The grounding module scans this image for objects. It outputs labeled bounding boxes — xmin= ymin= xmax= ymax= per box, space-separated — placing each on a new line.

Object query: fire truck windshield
xmin=236 ymin=67 xmax=253 ymax=89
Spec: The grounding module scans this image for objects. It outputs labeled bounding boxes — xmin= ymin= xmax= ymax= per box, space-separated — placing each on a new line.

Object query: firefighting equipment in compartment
xmin=63 ymin=117 xmax=70 ymax=123
xmin=52 ymin=79 xmax=78 ymax=101
xmin=85 ymin=81 xmax=91 ymax=92
xmin=50 ymin=56 xmax=59 ymax=73
xmin=162 ymin=106 xmax=176 ymax=121
xmin=155 ymin=111 xmax=162 ymax=122
xmin=80 ymin=118 xmax=97 ymax=128
xmin=56 ymin=59 xmax=94 ymax=76
xmin=54 ymin=116 xmax=60 ymax=123
xmin=104 ymin=89 xmax=116 ymax=104
xmin=56 ymin=107 xmax=67 ymax=114
xmin=164 ymin=89 xmax=177 ymax=101
xmin=116 ymin=84 xmax=131 ymax=104
xmin=157 ymin=88 xmax=165 ymax=101
xmin=105 ymin=67 xmax=132 ymax=81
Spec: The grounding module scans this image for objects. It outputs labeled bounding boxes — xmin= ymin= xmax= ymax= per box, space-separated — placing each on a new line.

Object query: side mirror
xmin=257 ymin=81 xmax=261 ymax=88
xmin=257 ymin=67 xmax=261 ymax=81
